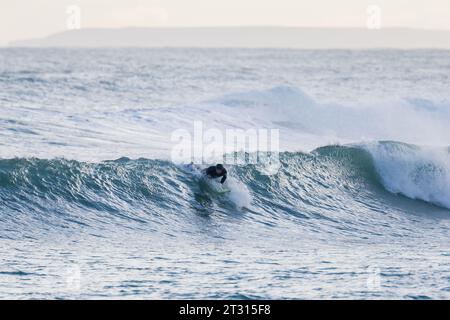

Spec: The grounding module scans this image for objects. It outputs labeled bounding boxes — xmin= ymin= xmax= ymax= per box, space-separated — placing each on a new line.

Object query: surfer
xmin=203 ymin=164 xmax=227 ymax=184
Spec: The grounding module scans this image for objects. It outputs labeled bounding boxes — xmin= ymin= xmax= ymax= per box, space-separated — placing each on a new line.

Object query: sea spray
xmin=364 ymin=141 xmax=450 ymax=209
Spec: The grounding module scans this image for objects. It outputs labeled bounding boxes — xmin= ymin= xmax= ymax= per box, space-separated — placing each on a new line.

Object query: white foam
xmin=223 ymin=177 xmax=252 ymax=209
xmin=364 ymin=142 xmax=450 ymax=209
xmin=204 ymin=86 xmax=450 ymax=151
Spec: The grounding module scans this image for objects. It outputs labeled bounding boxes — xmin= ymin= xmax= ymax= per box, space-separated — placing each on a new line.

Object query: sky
xmin=1 ymin=0 xmax=450 ymax=45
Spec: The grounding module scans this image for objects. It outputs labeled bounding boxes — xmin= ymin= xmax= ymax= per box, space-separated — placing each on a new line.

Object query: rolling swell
xmin=1 ymin=141 xmax=449 ymax=238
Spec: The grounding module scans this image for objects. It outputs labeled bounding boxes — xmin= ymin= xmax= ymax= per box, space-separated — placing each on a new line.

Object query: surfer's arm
xmin=220 ymin=174 xmax=227 ymax=184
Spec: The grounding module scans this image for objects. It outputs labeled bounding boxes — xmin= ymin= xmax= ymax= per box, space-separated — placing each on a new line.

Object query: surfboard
xmin=217 ymin=188 xmax=231 ymax=194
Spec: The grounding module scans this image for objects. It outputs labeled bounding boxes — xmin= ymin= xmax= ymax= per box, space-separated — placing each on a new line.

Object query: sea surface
xmin=0 ymin=48 xmax=449 ymax=299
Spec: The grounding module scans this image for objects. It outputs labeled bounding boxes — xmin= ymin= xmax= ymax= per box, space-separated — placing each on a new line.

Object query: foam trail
xmin=224 ymin=177 xmax=252 ymax=209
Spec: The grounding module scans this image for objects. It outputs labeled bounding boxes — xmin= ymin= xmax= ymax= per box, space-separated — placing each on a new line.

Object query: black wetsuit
xmin=204 ymin=166 xmax=227 ymax=184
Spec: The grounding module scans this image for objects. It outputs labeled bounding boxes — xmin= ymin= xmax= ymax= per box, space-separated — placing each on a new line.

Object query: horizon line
xmin=8 ymin=25 xmax=450 ymax=40
xmin=6 ymin=26 xmax=450 ymax=48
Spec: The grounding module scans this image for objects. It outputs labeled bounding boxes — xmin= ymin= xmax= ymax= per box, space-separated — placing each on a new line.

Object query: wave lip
xmin=214 ymin=86 xmax=316 ymax=109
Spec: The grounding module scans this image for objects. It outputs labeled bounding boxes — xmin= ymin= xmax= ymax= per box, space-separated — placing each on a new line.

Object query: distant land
xmin=8 ymin=27 xmax=450 ymax=49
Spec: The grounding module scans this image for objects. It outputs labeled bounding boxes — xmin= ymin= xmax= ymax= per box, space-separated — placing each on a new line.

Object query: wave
xmin=3 ymin=85 xmax=450 ymax=163
xmin=204 ymin=86 xmax=450 ymax=149
xmin=1 ymin=141 xmax=448 ymax=238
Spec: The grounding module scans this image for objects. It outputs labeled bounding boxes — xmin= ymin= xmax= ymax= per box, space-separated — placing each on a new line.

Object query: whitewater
xmin=0 ymin=48 xmax=449 ymax=299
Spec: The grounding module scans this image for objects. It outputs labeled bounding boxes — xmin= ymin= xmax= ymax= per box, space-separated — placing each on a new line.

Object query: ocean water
xmin=0 ymin=48 xmax=450 ymax=299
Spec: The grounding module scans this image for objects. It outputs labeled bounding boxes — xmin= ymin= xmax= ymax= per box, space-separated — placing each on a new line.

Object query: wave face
xmin=1 ymin=141 xmax=449 ymax=241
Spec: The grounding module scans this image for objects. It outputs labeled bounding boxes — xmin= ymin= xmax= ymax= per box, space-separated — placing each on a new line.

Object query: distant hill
xmin=9 ymin=27 xmax=450 ymax=49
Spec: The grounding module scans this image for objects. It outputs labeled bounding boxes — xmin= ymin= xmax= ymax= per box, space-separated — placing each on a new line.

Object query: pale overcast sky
xmin=1 ymin=0 xmax=450 ymax=44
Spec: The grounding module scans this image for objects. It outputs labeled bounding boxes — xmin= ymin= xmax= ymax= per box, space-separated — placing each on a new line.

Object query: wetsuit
xmin=204 ymin=166 xmax=227 ymax=184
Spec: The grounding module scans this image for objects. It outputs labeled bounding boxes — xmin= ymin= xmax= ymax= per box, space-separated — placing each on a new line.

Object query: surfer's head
xmin=216 ymin=164 xmax=225 ymax=175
